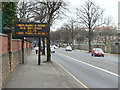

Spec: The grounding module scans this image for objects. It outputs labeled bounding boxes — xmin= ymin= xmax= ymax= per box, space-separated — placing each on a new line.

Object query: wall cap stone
xmin=4 ymin=27 xmax=12 ymax=33
xmin=0 ymin=33 xmax=8 ymax=37
xmin=12 ymin=39 xmax=21 ymax=41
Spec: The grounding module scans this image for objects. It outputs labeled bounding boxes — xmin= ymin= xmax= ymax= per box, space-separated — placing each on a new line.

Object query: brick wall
xmin=12 ymin=39 xmax=22 ymax=69
xmin=1 ymin=35 xmax=8 ymax=54
xmin=1 ymin=52 xmax=10 ymax=86
xmin=0 ymin=33 xmax=1 ymax=89
xmin=0 ymin=34 xmax=10 ymax=87
xmin=0 ymin=32 xmax=33 ymax=88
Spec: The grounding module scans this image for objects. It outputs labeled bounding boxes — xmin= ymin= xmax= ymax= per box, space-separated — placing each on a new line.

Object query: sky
xmin=51 ymin=0 xmax=119 ymax=31
xmin=16 ymin=0 xmax=119 ymax=31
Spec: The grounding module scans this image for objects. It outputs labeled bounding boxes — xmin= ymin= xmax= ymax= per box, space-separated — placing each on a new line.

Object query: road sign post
xmin=38 ymin=38 xmax=41 ymax=65
xmin=22 ymin=39 xmax=24 ymax=64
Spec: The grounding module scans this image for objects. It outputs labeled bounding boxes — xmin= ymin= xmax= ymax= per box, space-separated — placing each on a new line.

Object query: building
xmin=76 ymin=26 xmax=117 ymax=44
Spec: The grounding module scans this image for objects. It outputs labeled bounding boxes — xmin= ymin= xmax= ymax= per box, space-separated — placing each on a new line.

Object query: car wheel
xmin=94 ymin=54 xmax=96 ymax=57
xmin=91 ymin=54 xmax=93 ymax=56
xmin=102 ymin=55 xmax=104 ymax=57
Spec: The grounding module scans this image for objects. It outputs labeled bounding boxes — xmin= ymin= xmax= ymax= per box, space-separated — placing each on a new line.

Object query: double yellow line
xmin=52 ymin=58 xmax=90 ymax=90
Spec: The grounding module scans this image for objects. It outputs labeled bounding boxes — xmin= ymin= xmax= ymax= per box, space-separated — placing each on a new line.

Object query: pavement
xmin=2 ymin=50 xmax=80 ymax=88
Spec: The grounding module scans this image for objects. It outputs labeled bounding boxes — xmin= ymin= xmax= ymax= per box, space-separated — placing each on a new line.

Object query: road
xmin=51 ymin=48 xmax=119 ymax=88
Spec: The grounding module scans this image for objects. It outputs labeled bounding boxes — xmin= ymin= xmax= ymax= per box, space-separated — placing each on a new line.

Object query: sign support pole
xmin=22 ymin=38 xmax=24 ymax=64
xmin=38 ymin=37 xmax=41 ymax=65
xmin=22 ymin=0 xmax=25 ymax=64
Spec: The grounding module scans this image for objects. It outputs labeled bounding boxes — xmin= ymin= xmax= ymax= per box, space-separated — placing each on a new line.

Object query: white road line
xmin=75 ymin=50 xmax=118 ymax=64
xmin=56 ymin=52 xmax=120 ymax=77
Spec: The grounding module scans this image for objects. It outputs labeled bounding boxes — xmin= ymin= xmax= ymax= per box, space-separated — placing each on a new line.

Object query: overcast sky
xmin=51 ymin=0 xmax=119 ymax=31
xmin=18 ymin=0 xmax=119 ymax=30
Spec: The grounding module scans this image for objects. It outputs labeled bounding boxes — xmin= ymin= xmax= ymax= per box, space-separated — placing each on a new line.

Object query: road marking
xmin=52 ymin=58 xmax=89 ymax=90
xmin=76 ymin=50 xmax=117 ymax=65
xmin=57 ymin=52 xmax=120 ymax=77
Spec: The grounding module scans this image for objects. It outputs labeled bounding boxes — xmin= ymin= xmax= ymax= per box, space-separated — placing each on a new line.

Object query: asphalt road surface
xmin=51 ymin=48 xmax=119 ymax=88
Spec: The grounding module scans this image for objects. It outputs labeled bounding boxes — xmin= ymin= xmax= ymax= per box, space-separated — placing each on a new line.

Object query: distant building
xmin=77 ymin=26 xmax=113 ymax=31
xmin=76 ymin=26 xmax=117 ymax=44
xmin=95 ymin=26 xmax=113 ymax=32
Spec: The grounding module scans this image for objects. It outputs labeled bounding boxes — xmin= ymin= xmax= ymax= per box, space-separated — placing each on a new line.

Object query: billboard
xmin=15 ymin=22 xmax=50 ymax=37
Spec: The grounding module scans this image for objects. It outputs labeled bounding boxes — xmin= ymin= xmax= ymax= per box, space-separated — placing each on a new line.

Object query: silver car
xmin=50 ymin=47 xmax=55 ymax=53
xmin=66 ymin=46 xmax=72 ymax=51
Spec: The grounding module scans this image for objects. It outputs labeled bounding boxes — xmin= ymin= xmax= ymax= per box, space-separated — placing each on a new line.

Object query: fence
xmin=61 ymin=44 xmax=119 ymax=54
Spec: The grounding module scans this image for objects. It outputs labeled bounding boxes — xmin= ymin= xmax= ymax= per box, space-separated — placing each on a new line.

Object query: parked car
xmin=52 ymin=45 xmax=58 ymax=49
xmin=91 ymin=48 xmax=104 ymax=57
xmin=50 ymin=46 xmax=55 ymax=53
xmin=66 ymin=46 xmax=72 ymax=51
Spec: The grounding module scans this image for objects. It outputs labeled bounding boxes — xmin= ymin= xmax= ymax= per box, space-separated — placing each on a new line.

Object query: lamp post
xmin=59 ymin=30 xmax=61 ymax=48
xmin=101 ymin=9 xmax=103 ymax=49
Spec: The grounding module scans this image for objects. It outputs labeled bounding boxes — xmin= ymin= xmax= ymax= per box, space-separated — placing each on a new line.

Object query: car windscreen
xmin=95 ymin=49 xmax=102 ymax=51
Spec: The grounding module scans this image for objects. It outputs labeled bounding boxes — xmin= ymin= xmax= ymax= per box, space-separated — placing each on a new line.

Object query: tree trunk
xmin=105 ymin=36 xmax=107 ymax=45
xmin=47 ymin=37 xmax=51 ymax=61
xmin=42 ymin=38 xmax=45 ymax=55
xmin=67 ymin=42 xmax=68 ymax=46
xmin=72 ymin=32 xmax=74 ymax=50
xmin=89 ymin=38 xmax=91 ymax=52
xmin=46 ymin=14 xmax=51 ymax=62
xmin=89 ymin=29 xmax=92 ymax=52
xmin=72 ymin=40 xmax=74 ymax=50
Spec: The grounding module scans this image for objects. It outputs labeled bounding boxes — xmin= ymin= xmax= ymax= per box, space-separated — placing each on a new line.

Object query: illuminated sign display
xmin=15 ymin=22 xmax=49 ymax=37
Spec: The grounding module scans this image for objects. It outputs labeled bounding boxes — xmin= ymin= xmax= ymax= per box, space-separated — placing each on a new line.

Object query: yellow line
xmin=52 ymin=58 xmax=89 ymax=90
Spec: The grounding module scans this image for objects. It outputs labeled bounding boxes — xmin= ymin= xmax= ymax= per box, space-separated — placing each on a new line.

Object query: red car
xmin=91 ymin=48 xmax=104 ymax=57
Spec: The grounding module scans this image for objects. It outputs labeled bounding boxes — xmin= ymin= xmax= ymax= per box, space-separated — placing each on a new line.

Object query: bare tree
xmin=29 ymin=1 xmax=48 ymax=55
xmin=67 ymin=19 xmax=76 ymax=50
xmin=76 ymin=0 xmax=104 ymax=52
xmin=17 ymin=2 xmax=33 ymax=22
xmin=61 ymin=24 xmax=72 ymax=45
xmin=50 ymin=30 xmax=61 ymax=44
xmin=59 ymin=19 xmax=79 ymax=49
xmin=17 ymin=1 xmax=48 ymax=55
xmin=38 ymin=0 xmax=68 ymax=61
xmin=76 ymin=28 xmax=88 ymax=44
xmin=102 ymin=17 xmax=117 ymax=44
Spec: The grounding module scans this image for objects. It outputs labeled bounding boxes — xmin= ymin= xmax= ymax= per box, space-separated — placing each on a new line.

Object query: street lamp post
xmin=101 ymin=9 xmax=103 ymax=49
xmin=59 ymin=30 xmax=61 ymax=48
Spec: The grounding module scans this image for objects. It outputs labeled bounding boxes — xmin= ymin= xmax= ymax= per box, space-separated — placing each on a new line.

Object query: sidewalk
xmin=3 ymin=50 xmax=79 ymax=88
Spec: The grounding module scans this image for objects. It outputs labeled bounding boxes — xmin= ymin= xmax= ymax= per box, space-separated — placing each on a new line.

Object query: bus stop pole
xmin=38 ymin=38 xmax=41 ymax=65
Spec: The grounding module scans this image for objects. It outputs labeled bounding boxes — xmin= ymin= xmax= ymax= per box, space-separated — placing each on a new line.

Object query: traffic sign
xmin=15 ymin=22 xmax=49 ymax=37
